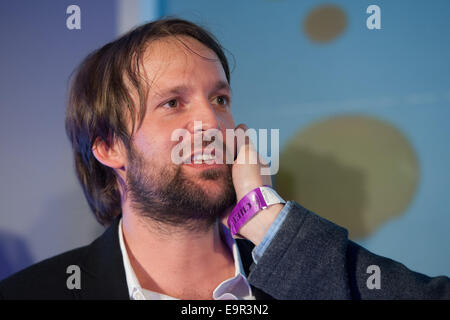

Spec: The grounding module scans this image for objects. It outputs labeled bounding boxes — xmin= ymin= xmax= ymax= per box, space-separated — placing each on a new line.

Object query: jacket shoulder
xmin=0 ymin=245 xmax=89 ymax=299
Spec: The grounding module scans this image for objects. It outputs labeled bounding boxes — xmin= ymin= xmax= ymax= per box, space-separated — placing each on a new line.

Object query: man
xmin=0 ymin=18 xmax=448 ymax=300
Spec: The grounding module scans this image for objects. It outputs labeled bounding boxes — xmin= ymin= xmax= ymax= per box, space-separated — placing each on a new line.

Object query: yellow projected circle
xmin=276 ymin=115 xmax=420 ymax=239
xmin=303 ymin=4 xmax=347 ymax=43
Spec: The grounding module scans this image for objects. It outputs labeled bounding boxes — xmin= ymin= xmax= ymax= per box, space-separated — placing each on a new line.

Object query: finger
xmin=234 ymin=123 xmax=249 ymax=160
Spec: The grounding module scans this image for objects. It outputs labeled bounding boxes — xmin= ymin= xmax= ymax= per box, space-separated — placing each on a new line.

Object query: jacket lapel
xmin=236 ymin=239 xmax=275 ymax=300
xmin=75 ymin=215 xmax=129 ymax=300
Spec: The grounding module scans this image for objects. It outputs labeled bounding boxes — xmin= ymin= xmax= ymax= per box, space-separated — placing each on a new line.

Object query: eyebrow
xmin=212 ymin=80 xmax=232 ymax=94
xmin=151 ymin=80 xmax=231 ymax=99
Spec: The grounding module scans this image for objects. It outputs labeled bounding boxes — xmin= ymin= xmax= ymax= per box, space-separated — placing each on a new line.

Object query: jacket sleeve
xmin=246 ymin=201 xmax=450 ymax=299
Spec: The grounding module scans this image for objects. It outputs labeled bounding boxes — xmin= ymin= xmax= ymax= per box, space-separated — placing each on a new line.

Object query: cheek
xmin=132 ymin=128 xmax=173 ymax=164
xmin=220 ymin=112 xmax=235 ymax=130
xmin=144 ymin=140 xmax=177 ymax=163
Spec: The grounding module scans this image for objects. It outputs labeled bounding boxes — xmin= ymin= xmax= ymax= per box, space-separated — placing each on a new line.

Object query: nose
xmin=185 ymin=98 xmax=221 ymax=133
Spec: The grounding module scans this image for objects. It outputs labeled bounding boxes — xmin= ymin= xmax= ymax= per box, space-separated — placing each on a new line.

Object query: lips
xmin=183 ymin=148 xmax=226 ymax=165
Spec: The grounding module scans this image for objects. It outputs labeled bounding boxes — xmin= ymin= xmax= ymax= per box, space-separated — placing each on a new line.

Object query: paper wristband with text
xmin=227 ymin=186 xmax=286 ymax=236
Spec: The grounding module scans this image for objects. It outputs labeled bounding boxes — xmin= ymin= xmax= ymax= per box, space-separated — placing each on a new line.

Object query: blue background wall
xmin=0 ymin=0 xmax=448 ymax=280
xmin=0 ymin=0 xmax=114 ymax=279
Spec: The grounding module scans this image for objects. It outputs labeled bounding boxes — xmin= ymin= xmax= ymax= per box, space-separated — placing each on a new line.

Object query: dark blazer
xmin=0 ymin=201 xmax=449 ymax=299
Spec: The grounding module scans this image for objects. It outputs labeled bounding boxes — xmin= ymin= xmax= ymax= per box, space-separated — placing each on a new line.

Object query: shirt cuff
xmin=251 ymin=200 xmax=293 ymax=264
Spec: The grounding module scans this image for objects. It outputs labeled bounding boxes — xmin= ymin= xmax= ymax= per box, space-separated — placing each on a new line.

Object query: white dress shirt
xmin=118 ymin=218 xmax=256 ymax=300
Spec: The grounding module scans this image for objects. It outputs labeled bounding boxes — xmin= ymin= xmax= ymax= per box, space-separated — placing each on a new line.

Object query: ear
xmin=92 ymin=136 xmax=127 ymax=170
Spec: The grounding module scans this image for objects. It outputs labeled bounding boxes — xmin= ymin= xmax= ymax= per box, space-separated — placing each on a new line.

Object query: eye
xmin=162 ymin=99 xmax=178 ymax=109
xmin=212 ymin=95 xmax=230 ymax=106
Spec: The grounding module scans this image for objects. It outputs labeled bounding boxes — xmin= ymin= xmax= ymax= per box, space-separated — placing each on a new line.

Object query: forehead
xmin=141 ymin=36 xmax=227 ymax=91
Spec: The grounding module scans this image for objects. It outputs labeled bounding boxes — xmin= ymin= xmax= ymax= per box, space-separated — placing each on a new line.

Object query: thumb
xmin=234 ymin=123 xmax=251 ymax=160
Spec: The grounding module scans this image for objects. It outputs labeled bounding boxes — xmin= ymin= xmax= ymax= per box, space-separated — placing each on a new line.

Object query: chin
xmin=199 ymin=177 xmax=228 ymax=193
xmin=181 ymin=164 xmax=233 ymax=193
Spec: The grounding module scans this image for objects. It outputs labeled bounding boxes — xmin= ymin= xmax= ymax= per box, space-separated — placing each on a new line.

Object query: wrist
xmin=228 ymin=186 xmax=285 ymax=245
xmin=237 ymin=203 xmax=284 ymax=245
xmin=235 ymin=182 xmax=266 ymax=202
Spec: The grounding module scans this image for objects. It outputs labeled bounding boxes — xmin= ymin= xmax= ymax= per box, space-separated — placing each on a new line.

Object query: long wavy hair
xmin=65 ymin=18 xmax=231 ymax=226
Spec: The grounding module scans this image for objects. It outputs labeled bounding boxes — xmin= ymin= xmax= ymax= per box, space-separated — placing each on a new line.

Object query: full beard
xmin=126 ymin=145 xmax=237 ymax=233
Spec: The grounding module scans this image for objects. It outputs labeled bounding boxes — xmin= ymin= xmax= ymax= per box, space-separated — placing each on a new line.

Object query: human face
xmin=125 ymin=36 xmax=236 ymax=230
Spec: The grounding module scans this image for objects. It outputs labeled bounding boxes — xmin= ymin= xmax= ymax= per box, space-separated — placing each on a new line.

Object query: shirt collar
xmin=118 ymin=218 xmax=145 ymax=299
xmin=118 ymin=218 xmax=253 ymax=300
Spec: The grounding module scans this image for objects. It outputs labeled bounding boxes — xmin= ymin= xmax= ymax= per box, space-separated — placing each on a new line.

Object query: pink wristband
xmin=227 ymin=185 xmax=285 ymax=236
